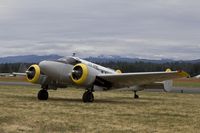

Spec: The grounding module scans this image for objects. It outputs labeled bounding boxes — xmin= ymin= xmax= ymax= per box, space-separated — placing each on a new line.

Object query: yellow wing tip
xmin=165 ymin=68 xmax=190 ymax=78
xmin=178 ymin=70 xmax=190 ymax=78
xmin=165 ymin=68 xmax=172 ymax=72
xmin=116 ymin=69 xmax=122 ymax=73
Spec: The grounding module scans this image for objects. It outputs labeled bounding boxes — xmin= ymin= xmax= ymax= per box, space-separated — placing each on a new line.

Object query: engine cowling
xmin=26 ymin=64 xmax=41 ymax=84
xmin=71 ymin=63 xmax=100 ymax=86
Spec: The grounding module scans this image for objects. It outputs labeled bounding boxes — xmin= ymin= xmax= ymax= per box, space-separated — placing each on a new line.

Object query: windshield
xmin=57 ymin=56 xmax=81 ymax=65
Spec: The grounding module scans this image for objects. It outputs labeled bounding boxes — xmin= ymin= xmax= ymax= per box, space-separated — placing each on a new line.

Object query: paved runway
xmin=0 ymin=81 xmax=37 ymax=86
xmin=171 ymin=87 xmax=200 ymax=93
xmin=145 ymin=87 xmax=200 ymax=93
xmin=0 ymin=81 xmax=199 ymax=93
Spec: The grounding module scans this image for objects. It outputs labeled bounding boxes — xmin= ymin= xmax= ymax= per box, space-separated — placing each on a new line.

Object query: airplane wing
xmin=97 ymin=70 xmax=189 ymax=88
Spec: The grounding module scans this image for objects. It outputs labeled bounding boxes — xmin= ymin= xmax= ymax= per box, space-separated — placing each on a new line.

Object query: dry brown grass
xmin=0 ymin=77 xmax=26 ymax=82
xmin=174 ymin=78 xmax=200 ymax=88
xmin=0 ymin=85 xmax=200 ymax=133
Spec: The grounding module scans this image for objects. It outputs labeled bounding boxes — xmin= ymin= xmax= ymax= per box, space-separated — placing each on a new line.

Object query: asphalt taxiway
xmin=0 ymin=81 xmax=199 ymax=93
xmin=145 ymin=87 xmax=200 ymax=93
xmin=0 ymin=81 xmax=36 ymax=86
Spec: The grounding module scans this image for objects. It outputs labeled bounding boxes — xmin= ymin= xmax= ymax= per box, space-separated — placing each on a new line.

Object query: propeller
xmin=26 ymin=69 xmax=35 ymax=79
xmin=72 ymin=67 xmax=83 ymax=80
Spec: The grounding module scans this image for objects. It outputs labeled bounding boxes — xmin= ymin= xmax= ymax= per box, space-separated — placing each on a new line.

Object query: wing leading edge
xmin=97 ymin=71 xmax=189 ymax=88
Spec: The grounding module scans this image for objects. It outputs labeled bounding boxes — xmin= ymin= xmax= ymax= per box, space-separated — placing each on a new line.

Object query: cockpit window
xmin=57 ymin=57 xmax=81 ymax=65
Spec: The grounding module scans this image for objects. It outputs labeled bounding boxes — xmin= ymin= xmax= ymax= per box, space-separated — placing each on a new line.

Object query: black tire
xmin=82 ymin=91 xmax=94 ymax=103
xmin=38 ymin=90 xmax=49 ymax=100
xmin=134 ymin=94 xmax=139 ymax=99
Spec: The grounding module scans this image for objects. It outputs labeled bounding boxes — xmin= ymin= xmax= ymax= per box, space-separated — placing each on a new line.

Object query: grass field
xmin=173 ymin=78 xmax=200 ymax=88
xmin=0 ymin=86 xmax=200 ymax=133
xmin=0 ymin=77 xmax=26 ymax=82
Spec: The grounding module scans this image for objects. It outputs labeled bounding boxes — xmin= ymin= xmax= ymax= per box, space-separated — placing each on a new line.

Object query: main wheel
xmin=82 ymin=91 xmax=94 ymax=103
xmin=38 ymin=89 xmax=49 ymax=100
xmin=134 ymin=94 xmax=139 ymax=99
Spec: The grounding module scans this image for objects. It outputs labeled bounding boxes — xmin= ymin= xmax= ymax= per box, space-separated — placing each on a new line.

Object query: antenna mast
xmin=72 ymin=53 xmax=76 ymax=57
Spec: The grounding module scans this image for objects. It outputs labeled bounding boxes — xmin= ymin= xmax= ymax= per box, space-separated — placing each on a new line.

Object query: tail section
xmin=139 ymin=80 xmax=173 ymax=92
xmin=163 ymin=80 xmax=173 ymax=92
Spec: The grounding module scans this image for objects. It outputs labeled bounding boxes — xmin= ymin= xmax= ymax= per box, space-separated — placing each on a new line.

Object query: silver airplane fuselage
xmin=18 ymin=56 xmax=189 ymax=102
xmin=38 ymin=56 xmax=117 ymax=88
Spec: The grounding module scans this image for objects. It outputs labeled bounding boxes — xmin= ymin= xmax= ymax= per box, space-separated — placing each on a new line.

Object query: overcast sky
xmin=0 ymin=0 xmax=200 ymax=60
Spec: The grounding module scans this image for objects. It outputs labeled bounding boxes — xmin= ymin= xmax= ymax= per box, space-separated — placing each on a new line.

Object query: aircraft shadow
xmin=11 ymin=95 xmax=150 ymax=105
xmin=49 ymin=98 xmax=127 ymax=104
xmin=48 ymin=97 xmax=149 ymax=105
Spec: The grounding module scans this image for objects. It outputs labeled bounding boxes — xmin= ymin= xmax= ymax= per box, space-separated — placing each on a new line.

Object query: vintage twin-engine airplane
xmin=18 ymin=56 xmax=189 ymax=102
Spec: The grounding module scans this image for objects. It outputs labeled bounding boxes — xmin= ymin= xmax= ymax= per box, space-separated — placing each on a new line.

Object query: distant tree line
xmin=98 ymin=61 xmax=200 ymax=77
xmin=0 ymin=62 xmax=200 ymax=77
xmin=0 ymin=63 xmax=32 ymax=73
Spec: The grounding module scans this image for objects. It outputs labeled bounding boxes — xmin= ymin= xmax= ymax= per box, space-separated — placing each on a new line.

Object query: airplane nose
xmin=39 ymin=60 xmax=61 ymax=79
xmin=39 ymin=60 xmax=58 ymax=77
xmin=38 ymin=60 xmax=74 ymax=81
xmin=39 ymin=61 xmax=48 ymax=72
xmin=39 ymin=60 xmax=56 ymax=75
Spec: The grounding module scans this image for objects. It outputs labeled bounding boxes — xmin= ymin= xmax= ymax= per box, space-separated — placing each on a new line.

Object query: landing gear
xmin=134 ymin=91 xmax=139 ymax=99
xmin=82 ymin=86 xmax=94 ymax=103
xmin=38 ymin=89 xmax=49 ymax=100
xmin=82 ymin=91 xmax=94 ymax=103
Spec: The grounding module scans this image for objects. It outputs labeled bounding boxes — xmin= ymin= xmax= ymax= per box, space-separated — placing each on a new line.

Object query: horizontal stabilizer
xmin=139 ymin=80 xmax=173 ymax=92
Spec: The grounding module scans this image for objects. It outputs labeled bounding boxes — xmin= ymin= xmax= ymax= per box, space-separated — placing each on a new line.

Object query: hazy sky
xmin=0 ymin=0 xmax=200 ymax=60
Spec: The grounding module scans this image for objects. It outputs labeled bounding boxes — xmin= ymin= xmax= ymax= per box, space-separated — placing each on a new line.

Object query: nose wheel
xmin=82 ymin=91 xmax=94 ymax=103
xmin=38 ymin=89 xmax=49 ymax=100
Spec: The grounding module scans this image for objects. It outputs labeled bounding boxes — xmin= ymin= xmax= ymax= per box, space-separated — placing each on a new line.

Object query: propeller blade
xmin=26 ymin=70 xmax=35 ymax=79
